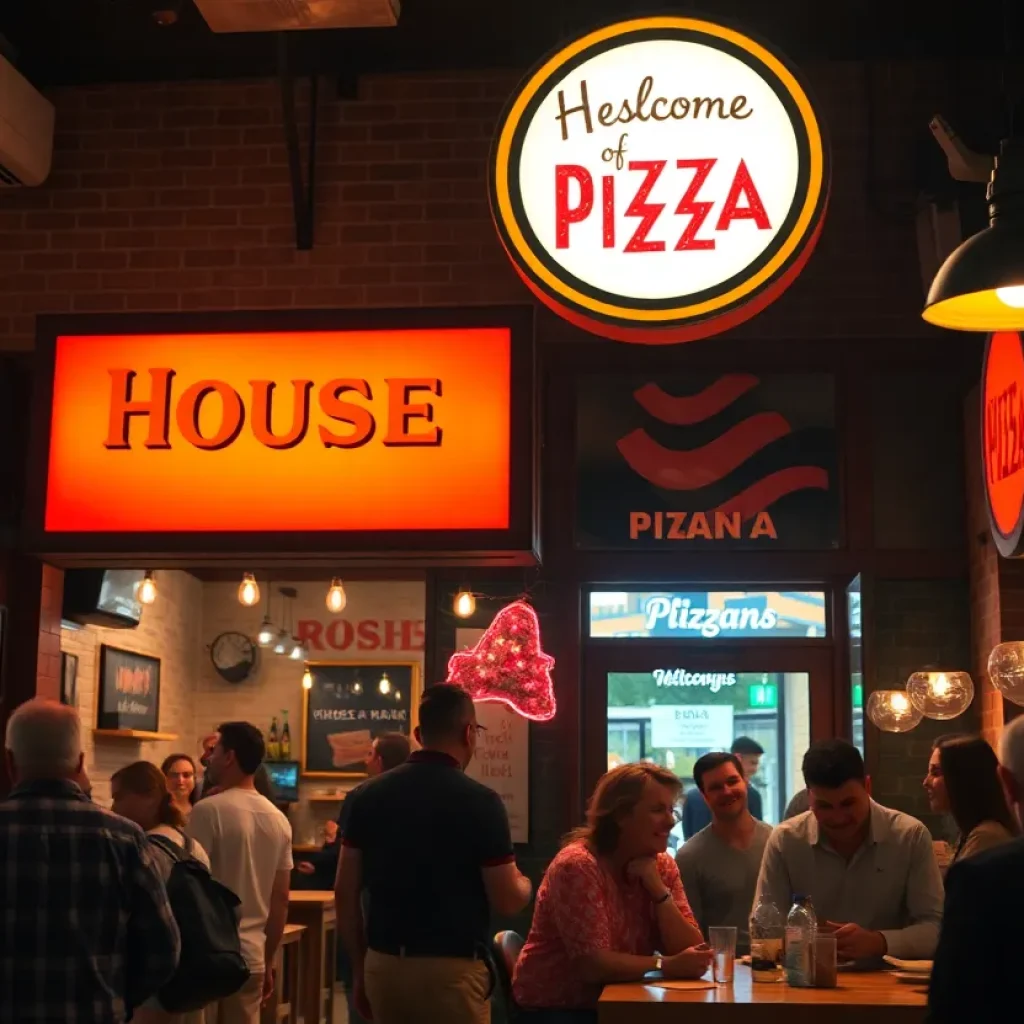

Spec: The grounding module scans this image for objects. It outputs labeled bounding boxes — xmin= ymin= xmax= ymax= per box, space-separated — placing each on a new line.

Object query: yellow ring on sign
xmin=492 ymin=16 xmax=827 ymax=323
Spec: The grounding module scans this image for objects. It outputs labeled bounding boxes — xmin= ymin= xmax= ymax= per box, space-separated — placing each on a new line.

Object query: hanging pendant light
xmin=906 ymin=670 xmax=975 ymax=720
xmin=257 ymin=617 xmax=275 ymax=648
xmin=378 ymin=672 xmax=391 ymax=695
xmin=923 ymin=138 xmax=1024 ymax=331
xmin=273 ymin=627 xmax=290 ymax=656
xmin=987 ymin=642 xmax=1024 ymax=706
xmin=289 ymin=637 xmax=307 ymax=661
xmin=138 ymin=571 xmax=157 ymax=606
xmin=454 ymin=590 xmax=476 ymax=618
xmin=867 ymin=690 xmax=924 ymax=733
xmin=302 ymin=666 xmax=313 ymax=690
xmin=326 ymin=578 xmax=347 ymax=614
xmin=238 ymin=573 xmax=260 ymax=607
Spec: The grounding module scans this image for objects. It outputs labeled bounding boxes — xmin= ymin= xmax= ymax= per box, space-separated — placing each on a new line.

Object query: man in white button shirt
xmin=754 ymin=739 xmax=943 ymax=963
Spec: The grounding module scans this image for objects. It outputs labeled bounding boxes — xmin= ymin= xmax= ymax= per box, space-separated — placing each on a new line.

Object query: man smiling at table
xmin=754 ymin=739 xmax=943 ymax=963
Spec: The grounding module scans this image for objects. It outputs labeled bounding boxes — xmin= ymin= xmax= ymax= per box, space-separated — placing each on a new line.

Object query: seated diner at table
xmin=923 ymin=734 xmax=1018 ymax=864
xmin=754 ymin=739 xmax=943 ymax=964
xmin=512 ymin=762 xmax=712 ymax=1023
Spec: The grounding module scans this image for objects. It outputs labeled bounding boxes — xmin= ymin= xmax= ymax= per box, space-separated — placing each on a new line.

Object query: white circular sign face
xmin=490 ymin=18 xmax=829 ymax=344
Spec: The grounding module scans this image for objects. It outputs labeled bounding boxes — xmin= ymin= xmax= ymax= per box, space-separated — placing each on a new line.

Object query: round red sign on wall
xmin=488 ymin=16 xmax=830 ymax=345
xmin=983 ymin=330 xmax=1024 ymax=556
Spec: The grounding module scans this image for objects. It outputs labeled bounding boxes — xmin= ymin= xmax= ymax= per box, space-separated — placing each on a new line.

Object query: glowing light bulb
xmin=394 ymin=690 xmax=402 ymax=702
xmin=138 ymin=571 xmax=157 ymax=605
xmin=454 ymin=590 xmax=476 ymax=618
xmin=257 ymin=617 xmax=275 ymax=647
xmin=302 ymin=667 xmax=313 ymax=690
xmin=891 ymin=692 xmax=910 ymax=713
xmin=932 ymin=673 xmax=951 ymax=697
xmin=378 ymin=673 xmax=391 ymax=695
xmin=996 ymin=285 xmax=1024 ymax=308
xmin=238 ymin=573 xmax=260 ymax=607
xmin=289 ymin=639 xmax=306 ymax=661
xmin=273 ymin=629 xmax=289 ymax=656
xmin=352 ymin=680 xmax=363 ymax=695
xmin=326 ymin=578 xmax=347 ymax=614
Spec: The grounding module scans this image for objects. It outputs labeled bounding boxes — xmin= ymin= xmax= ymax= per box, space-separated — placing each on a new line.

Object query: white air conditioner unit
xmin=0 ymin=55 xmax=54 ymax=187
xmin=193 ymin=0 xmax=399 ymax=33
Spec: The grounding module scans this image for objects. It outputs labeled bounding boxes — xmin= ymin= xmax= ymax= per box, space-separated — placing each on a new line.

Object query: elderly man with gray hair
xmin=928 ymin=717 xmax=1024 ymax=1022
xmin=0 ymin=698 xmax=180 ymax=1023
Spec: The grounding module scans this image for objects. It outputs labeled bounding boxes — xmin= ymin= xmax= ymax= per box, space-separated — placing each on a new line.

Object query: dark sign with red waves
xmin=576 ymin=373 xmax=838 ymax=549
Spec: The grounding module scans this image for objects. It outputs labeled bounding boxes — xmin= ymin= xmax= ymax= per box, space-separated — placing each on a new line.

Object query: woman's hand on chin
xmin=662 ymin=945 xmax=713 ymax=980
xmin=625 ymin=855 xmax=665 ymax=896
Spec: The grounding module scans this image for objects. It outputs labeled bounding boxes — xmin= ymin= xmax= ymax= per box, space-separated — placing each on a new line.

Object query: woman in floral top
xmin=513 ymin=762 xmax=710 ymax=1022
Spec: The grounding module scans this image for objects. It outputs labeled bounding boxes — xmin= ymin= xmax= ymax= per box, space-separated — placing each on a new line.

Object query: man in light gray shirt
xmin=676 ymin=752 xmax=772 ymax=953
xmin=754 ymin=739 xmax=943 ymax=963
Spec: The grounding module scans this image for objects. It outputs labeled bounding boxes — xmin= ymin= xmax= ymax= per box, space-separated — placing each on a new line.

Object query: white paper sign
xmin=456 ymin=627 xmax=530 ymax=844
xmin=649 ymin=704 xmax=733 ymax=749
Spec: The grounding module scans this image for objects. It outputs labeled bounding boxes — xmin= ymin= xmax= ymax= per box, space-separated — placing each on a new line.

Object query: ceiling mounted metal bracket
xmin=278 ymin=32 xmax=318 ymax=251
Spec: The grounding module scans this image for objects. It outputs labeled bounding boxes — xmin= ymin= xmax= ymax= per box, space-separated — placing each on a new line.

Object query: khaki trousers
xmin=204 ymin=973 xmax=263 ymax=1024
xmin=364 ymin=949 xmax=491 ymax=1024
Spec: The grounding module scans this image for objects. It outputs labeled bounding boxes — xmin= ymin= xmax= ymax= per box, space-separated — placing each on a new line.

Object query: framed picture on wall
xmin=301 ymin=660 xmax=421 ymax=778
xmin=96 ymin=646 xmax=161 ymax=733
xmin=60 ymin=652 xmax=78 ymax=707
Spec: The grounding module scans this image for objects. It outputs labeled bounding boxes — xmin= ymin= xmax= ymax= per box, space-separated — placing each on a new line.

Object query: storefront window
xmin=606 ymin=669 xmax=811 ymax=843
xmin=589 ymin=590 xmax=828 ymax=639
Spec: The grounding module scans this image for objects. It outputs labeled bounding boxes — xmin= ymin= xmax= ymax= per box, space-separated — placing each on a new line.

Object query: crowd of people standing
xmin=2 ymin=684 xmax=1023 ymax=1024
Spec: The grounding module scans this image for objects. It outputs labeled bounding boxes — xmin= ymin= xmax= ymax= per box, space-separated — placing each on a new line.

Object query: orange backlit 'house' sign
xmin=29 ymin=310 xmax=535 ymax=559
xmin=983 ymin=330 xmax=1024 ymax=557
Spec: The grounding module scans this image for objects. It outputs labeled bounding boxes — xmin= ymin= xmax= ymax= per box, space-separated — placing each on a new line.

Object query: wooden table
xmin=287 ymin=891 xmax=337 ymax=1024
xmin=260 ymin=923 xmax=305 ymax=1024
xmin=599 ymin=965 xmax=928 ymax=1023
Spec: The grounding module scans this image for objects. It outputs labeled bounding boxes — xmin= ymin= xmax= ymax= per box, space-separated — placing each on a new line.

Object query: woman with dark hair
xmin=160 ymin=753 xmax=198 ymax=820
xmin=111 ymin=761 xmax=211 ymax=1024
xmin=512 ymin=763 xmax=710 ymax=1023
xmin=935 ymin=736 xmax=1018 ymax=863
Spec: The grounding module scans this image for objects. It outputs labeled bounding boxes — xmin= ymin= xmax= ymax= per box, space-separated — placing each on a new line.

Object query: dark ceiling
xmin=0 ymin=0 xmax=1021 ymax=88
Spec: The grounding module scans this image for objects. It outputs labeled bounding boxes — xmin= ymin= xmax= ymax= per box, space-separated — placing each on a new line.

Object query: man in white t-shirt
xmin=187 ymin=722 xmax=293 ymax=1024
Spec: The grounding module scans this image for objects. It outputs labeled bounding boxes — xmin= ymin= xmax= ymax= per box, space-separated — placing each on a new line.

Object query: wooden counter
xmin=599 ymin=965 xmax=928 ymax=1024
xmin=260 ymin=923 xmax=304 ymax=1024
xmin=287 ymin=891 xmax=337 ymax=1024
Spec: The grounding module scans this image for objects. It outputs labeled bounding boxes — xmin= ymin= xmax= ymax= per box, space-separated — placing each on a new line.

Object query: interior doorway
xmin=581 ymin=588 xmax=837 ymax=834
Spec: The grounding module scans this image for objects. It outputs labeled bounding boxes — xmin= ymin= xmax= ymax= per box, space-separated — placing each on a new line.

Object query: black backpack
xmin=149 ymin=833 xmax=251 ymax=1012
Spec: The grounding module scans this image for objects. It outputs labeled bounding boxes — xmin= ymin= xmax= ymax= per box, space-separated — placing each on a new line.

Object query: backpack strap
xmin=149 ymin=832 xmax=189 ymax=863
xmin=175 ymin=827 xmax=195 ymax=857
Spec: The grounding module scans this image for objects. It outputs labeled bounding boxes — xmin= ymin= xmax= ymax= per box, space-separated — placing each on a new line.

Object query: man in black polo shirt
xmin=337 ymin=684 xmax=532 ymax=1024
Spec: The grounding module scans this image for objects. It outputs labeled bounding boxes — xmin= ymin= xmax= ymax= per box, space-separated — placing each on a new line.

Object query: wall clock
xmin=210 ymin=631 xmax=258 ymax=684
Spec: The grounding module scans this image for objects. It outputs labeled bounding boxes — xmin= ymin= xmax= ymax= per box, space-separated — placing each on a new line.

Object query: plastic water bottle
xmin=749 ymin=897 xmax=784 ymax=983
xmin=784 ymin=894 xmax=817 ymax=987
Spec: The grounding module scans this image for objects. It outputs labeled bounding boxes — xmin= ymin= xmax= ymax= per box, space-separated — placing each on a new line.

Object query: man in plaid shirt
xmin=0 ymin=699 xmax=181 ymax=1023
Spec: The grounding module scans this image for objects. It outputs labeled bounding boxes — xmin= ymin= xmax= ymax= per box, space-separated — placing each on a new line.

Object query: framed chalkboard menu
xmin=302 ymin=660 xmax=421 ymax=778
xmin=96 ymin=645 xmax=161 ymax=732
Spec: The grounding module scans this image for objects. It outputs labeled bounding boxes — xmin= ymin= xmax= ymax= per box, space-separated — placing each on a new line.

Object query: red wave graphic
xmin=616 ymin=412 xmax=791 ymax=490
xmin=634 ymin=376 xmax=759 ymax=424
xmin=713 ymin=467 xmax=830 ymax=521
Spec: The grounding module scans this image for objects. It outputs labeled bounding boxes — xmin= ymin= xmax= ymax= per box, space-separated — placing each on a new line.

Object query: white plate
xmin=883 ymin=956 xmax=933 ymax=973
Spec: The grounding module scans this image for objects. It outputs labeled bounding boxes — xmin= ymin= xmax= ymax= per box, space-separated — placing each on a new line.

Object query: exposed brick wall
xmin=61 ymin=569 xmax=202 ymax=806
xmin=870 ymin=579 xmax=972 ymax=839
xmin=0 ymin=61 xmax=974 ymax=350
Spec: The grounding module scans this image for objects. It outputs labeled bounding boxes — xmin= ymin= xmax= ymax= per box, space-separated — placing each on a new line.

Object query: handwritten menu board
xmin=302 ymin=661 xmax=419 ymax=778
xmin=97 ymin=645 xmax=161 ymax=732
xmin=457 ymin=628 xmax=530 ymax=843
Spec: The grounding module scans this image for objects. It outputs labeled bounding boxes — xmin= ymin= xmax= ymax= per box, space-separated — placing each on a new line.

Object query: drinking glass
xmin=814 ymin=935 xmax=838 ymax=988
xmin=709 ymin=926 xmax=737 ymax=985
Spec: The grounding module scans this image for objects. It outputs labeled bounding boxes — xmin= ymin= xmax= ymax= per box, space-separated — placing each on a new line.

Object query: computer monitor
xmin=265 ymin=760 xmax=299 ymax=803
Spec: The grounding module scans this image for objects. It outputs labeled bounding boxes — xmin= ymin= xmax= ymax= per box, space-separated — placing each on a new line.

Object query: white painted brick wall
xmin=62 ymin=570 xmax=203 ymax=807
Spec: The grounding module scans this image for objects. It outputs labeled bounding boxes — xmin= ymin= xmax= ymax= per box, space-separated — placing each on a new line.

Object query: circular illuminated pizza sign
xmin=983 ymin=331 xmax=1024 ymax=556
xmin=489 ymin=17 xmax=830 ymax=344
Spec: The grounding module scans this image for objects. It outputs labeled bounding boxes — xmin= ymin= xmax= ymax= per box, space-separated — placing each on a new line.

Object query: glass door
xmin=583 ymin=643 xmax=835 ymax=834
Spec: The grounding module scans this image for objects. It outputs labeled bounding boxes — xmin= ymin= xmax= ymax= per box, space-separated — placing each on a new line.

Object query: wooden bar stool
xmin=260 ymin=922 xmax=305 ymax=1024
xmin=287 ymin=891 xmax=337 ymax=1024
